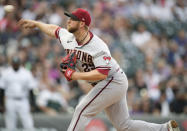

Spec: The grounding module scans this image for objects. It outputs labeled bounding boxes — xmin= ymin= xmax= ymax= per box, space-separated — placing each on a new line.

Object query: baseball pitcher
xmin=18 ymin=8 xmax=180 ymax=131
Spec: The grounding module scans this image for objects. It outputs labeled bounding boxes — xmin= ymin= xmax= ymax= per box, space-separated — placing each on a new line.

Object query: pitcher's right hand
xmin=18 ymin=19 xmax=37 ymax=29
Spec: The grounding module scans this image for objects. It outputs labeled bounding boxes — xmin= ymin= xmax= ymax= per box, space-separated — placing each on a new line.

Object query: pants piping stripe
xmin=73 ymin=77 xmax=113 ymax=131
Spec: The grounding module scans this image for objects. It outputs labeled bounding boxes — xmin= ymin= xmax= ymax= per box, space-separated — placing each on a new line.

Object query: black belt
xmin=9 ymin=97 xmax=25 ymax=100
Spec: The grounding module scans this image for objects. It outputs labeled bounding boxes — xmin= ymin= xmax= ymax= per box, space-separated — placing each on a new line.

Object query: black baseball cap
xmin=64 ymin=11 xmax=80 ymax=21
xmin=64 ymin=8 xmax=91 ymax=26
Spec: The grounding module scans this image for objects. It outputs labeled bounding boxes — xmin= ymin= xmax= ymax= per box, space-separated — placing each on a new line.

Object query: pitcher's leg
xmin=105 ymin=96 xmax=167 ymax=131
xmin=67 ymin=105 xmax=92 ymax=131
xmin=68 ymin=78 xmax=123 ymax=131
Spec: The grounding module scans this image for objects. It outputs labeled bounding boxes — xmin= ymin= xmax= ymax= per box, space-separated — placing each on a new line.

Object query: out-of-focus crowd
xmin=0 ymin=0 xmax=186 ymax=116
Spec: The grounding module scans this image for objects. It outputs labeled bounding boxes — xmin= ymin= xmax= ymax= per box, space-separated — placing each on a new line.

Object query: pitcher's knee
xmin=74 ymin=105 xmax=83 ymax=115
xmin=116 ymin=118 xmax=132 ymax=131
xmin=74 ymin=104 xmax=97 ymax=118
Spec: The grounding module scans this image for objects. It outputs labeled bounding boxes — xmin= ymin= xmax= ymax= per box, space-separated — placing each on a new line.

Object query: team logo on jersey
xmin=103 ymin=56 xmax=111 ymax=64
xmin=67 ymin=40 xmax=73 ymax=43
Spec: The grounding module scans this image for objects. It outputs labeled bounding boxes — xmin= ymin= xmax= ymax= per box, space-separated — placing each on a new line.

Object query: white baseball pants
xmin=67 ymin=75 xmax=167 ymax=131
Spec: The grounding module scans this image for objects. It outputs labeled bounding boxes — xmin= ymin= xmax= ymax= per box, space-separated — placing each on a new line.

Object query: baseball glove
xmin=60 ymin=52 xmax=77 ymax=81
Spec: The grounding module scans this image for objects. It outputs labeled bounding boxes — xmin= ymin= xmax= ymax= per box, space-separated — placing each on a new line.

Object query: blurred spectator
xmin=174 ymin=29 xmax=187 ymax=48
xmin=37 ymin=82 xmax=70 ymax=116
xmin=131 ymin=99 xmax=142 ymax=115
xmin=173 ymin=29 xmax=187 ymax=56
xmin=141 ymin=97 xmax=153 ymax=114
xmin=138 ymin=0 xmax=174 ymax=21
xmin=48 ymin=4 xmax=63 ymax=25
xmin=22 ymin=6 xmax=36 ymax=20
xmin=138 ymin=0 xmax=153 ymax=19
xmin=144 ymin=65 xmax=161 ymax=101
xmin=131 ymin=23 xmax=151 ymax=49
xmin=170 ymin=88 xmax=187 ymax=114
xmin=134 ymin=69 xmax=147 ymax=91
xmin=156 ymin=59 xmax=171 ymax=81
xmin=167 ymin=41 xmax=181 ymax=66
xmin=153 ymin=87 xmax=171 ymax=117
xmin=173 ymin=0 xmax=187 ymax=21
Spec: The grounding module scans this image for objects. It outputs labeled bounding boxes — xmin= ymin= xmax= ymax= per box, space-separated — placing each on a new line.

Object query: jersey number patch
xmin=82 ymin=63 xmax=95 ymax=72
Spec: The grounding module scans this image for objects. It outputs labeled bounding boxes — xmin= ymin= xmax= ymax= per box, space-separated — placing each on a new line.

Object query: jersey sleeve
xmin=54 ymin=27 xmax=74 ymax=48
xmin=96 ymin=68 xmax=110 ymax=75
xmin=55 ymin=27 xmax=61 ymax=39
xmin=93 ymin=51 xmax=111 ymax=75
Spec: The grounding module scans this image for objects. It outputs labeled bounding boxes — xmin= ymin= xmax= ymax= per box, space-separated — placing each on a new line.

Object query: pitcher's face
xmin=67 ymin=18 xmax=81 ymax=33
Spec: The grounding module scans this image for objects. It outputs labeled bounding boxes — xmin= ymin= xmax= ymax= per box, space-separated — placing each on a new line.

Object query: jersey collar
xmin=75 ymin=31 xmax=93 ymax=48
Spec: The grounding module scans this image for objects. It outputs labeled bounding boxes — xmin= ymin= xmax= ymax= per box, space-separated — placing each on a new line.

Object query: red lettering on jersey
xmin=64 ymin=49 xmax=95 ymax=71
xmin=103 ymin=56 xmax=111 ymax=61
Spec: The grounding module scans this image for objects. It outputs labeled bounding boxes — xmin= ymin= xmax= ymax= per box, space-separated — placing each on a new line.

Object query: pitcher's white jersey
xmin=55 ymin=27 xmax=174 ymax=131
xmin=55 ymin=28 xmax=123 ymax=83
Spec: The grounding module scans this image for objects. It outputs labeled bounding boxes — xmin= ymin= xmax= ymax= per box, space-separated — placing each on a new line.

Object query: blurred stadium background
xmin=0 ymin=0 xmax=186 ymax=131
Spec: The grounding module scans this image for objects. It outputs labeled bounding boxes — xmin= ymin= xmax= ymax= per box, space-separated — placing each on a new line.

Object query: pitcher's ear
xmin=80 ymin=21 xmax=86 ymax=28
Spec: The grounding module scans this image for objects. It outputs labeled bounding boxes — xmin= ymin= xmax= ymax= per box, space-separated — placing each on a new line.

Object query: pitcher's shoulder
xmin=90 ymin=35 xmax=110 ymax=52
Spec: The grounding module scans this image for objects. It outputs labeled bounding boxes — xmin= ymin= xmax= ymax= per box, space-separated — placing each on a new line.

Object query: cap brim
xmin=64 ymin=12 xmax=80 ymax=21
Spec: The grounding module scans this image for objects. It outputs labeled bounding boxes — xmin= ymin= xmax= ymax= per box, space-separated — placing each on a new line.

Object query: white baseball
xmin=4 ymin=5 xmax=14 ymax=12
